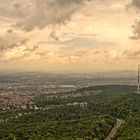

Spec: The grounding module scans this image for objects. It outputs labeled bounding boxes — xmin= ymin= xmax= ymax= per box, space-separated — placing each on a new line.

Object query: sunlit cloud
xmin=0 ymin=0 xmax=139 ymax=72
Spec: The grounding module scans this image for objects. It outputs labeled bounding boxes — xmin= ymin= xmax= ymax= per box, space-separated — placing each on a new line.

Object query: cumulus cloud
xmin=129 ymin=0 xmax=140 ymax=10
xmin=0 ymin=0 xmax=92 ymax=41
xmin=128 ymin=0 xmax=140 ymax=39
xmin=0 ymin=31 xmax=28 ymax=52
xmin=0 ymin=0 xmax=30 ymax=19
xmin=123 ymin=49 xmax=140 ymax=59
xmin=13 ymin=0 xmax=91 ymax=31
xmin=49 ymin=30 xmax=59 ymax=41
xmin=0 ymin=0 xmax=137 ymax=71
xmin=130 ymin=19 xmax=140 ymax=39
xmin=0 ymin=44 xmax=39 ymax=62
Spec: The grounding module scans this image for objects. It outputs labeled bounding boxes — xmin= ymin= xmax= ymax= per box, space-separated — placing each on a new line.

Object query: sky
xmin=0 ymin=0 xmax=140 ymax=73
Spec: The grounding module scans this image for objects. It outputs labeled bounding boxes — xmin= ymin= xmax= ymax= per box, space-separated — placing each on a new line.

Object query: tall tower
xmin=137 ymin=64 xmax=140 ymax=94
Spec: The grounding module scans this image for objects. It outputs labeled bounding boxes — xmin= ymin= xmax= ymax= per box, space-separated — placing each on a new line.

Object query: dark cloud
xmin=0 ymin=0 xmax=30 ymax=19
xmin=12 ymin=2 xmax=26 ymax=18
xmin=14 ymin=0 xmax=91 ymax=31
xmin=129 ymin=0 xmax=140 ymax=9
xmin=0 ymin=0 xmax=92 ymax=41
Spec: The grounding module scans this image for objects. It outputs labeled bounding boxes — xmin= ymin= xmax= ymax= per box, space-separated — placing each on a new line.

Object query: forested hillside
xmin=0 ymin=85 xmax=140 ymax=140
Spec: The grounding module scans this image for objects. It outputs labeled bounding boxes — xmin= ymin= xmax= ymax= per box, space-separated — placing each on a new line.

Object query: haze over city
xmin=0 ymin=0 xmax=140 ymax=73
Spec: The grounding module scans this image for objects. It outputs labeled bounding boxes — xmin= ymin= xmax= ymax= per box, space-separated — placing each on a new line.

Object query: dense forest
xmin=0 ymin=85 xmax=140 ymax=139
xmin=0 ymin=114 xmax=115 ymax=140
xmin=113 ymin=113 xmax=140 ymax=140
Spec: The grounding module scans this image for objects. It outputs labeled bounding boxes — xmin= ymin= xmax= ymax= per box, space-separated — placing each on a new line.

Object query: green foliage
xmin=88 ymin=93 xmax=140 ymax=119
xmin=113 ymin=114 xmax=140 ymax=140
xmin=0 ymin=114 xmax=115 ymax=140
xmin=1 ymin=85 xmax=140 ymax=139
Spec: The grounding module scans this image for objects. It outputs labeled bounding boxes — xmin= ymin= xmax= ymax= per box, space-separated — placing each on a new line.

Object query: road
xmin=105 ymin=119 xmax=125 ymax=140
